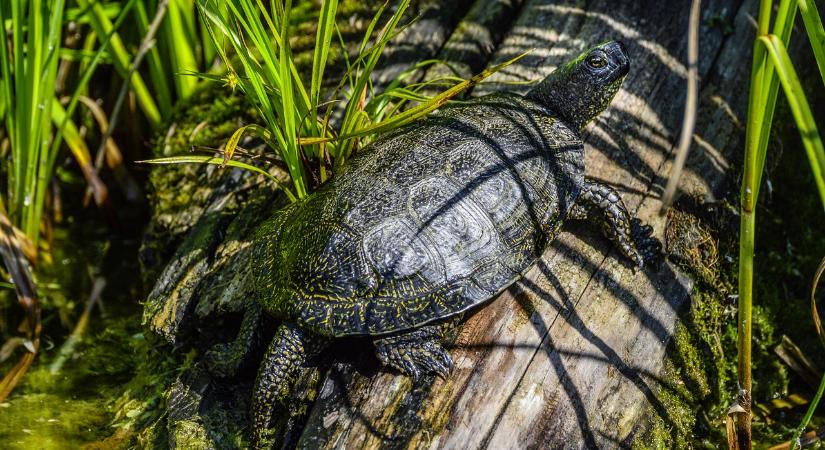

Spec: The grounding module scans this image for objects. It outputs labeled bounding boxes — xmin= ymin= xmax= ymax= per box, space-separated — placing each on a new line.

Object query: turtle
xmin=207 ymin=40 xmax=659 ymax=446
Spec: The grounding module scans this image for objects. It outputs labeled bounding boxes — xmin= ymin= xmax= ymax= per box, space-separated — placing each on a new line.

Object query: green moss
xmin=0 ymin=393 xmax=108 ymax=450
xmin=636 ymin=61 xmax=825 ymax=447
xmin=634 ymin=352 xmax=698 ymax=450
xmin=634 ymin=193 xmax=818 ymax=448
xmin=140 ymin=84 xmax=257 ymax=286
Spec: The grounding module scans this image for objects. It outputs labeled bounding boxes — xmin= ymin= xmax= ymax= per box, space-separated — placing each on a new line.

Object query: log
xmin=137 ymin=0 xmax=764 ymax=447
xmin=297 ymin=0 xmax=753 ymax=448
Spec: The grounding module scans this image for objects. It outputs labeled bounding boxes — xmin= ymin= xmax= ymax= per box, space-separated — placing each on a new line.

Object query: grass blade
xmin=798 ymin=0 xmax=825 ymax=88
xmin=758 ymin=35 xmax=825 ymax=207
xmin=76 ymin=0 xmax=161 ymax=126
xmin=659 ymin=0 xmax=700 ymax=211
xmin=336 ymin=0 xmax=410 ymax=164
xmin=221 ymin=124 xmax=280 ymax=164
xmin=277 ymin=0 xmax=306 ymax=198
xmin=134 ymin=0 xmax=174 ymax=117
xmin=139 ymin=155 xmax=296 ymax=202
xmin=50 ymin=100 xmax=109 ymax=206
xmin=789 ymin=257 xmax=825 ymax=450
xmin=752 ymin=0 xmax=798 ymax=200
xmin=311 ymin=0 xmax=338 ymax=107
xmin=164 ymin=0 xmax=199 ymax=99
xmin=302 ymin=50 xmax=531 ymax=147
xmin=49 ymin=0 xmax=137 ymax=182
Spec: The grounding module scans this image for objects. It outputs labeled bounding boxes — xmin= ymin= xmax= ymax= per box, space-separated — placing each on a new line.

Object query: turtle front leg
xmin=568 ymin=179 xmax=660 ymax=268
xmin=251 ymin=322 xmax=327 ymax=449
xmin=374 ymin=323 xmax=454 ymax=379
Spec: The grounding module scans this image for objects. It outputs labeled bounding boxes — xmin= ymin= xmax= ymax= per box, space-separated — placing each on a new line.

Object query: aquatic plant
xmin=731 ymin=0 xmax=825 ymax=447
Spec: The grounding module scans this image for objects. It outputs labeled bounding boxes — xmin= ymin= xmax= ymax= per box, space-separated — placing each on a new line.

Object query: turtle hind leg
xmin=204 ymin=302 xmax=262 ymax=378
xmin=251 ymin=322 xmax=327 ymax=449
xmin=374 ymin=325 xmax=453 ymax=380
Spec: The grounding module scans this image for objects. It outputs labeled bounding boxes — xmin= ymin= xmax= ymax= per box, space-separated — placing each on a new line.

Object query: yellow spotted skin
xmin=238 ymin=41 xmax=660 ymax=447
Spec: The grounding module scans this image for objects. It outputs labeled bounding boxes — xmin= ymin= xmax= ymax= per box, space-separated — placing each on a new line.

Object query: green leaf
xmin=50 ymin=101 xmax=108 ymax=206
xmin=798 ymin=0 xmax=825 ymax=88
xmin=311 ymin=0 xmax=338 ymax=106
xmin=75 ymin=0 xmax=161 ymax=126
xmin=139 ymin=155 xmax=297 ymax=203
xmin=221 ymin=124 xmax=280 ymax=165
xmin=758 ymin=35 xmax=825 ymax=208
xmin=302 ymin=50 xmax=532 ymax=147
xmin=164 ymin=0 xmax=200 ymax=99
xmin=134 ymin=0 xmax=173 ymax=117
xmin=277 ymin=0 xmax=307 ymax=199
xmin=336 ymin=0 xmax=410 ymax=164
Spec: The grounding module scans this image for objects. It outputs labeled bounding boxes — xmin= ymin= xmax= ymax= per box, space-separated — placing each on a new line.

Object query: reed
xmin=732 ymin=0 xmax=825 ymax=447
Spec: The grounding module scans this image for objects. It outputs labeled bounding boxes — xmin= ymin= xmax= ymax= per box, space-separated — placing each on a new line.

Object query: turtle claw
xmin=375 ymin=335 xmax=453 ymax=380
xmin=630 ymin=218 xmax=662 ymax=269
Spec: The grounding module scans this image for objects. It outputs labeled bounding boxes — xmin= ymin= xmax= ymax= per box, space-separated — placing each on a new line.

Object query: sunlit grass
xmin=0 ymin=0 xmax=107 ymax=247
xmin=75 ymin=0 xmax=162 ymax=127
xmin=169 ymin=0 xmax=525 ymax=200
xmin=138 ymin=0 xmax=210 ymax=117
xmin=0 ymin=0 xmax=150 ymax=402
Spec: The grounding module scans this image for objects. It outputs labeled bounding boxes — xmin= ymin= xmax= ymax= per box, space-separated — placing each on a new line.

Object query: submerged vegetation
xmin=0 ymin=0 xmax=822 ymax=448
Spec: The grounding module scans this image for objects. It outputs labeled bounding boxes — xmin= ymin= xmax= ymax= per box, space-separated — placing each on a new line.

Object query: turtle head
xmin=526 ymin=40 xmax=629 ymax=131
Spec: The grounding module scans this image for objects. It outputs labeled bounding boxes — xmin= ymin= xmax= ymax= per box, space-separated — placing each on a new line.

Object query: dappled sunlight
xmin=71 ymin=0 xmax=801 ymax=448
xmin=541 ymin=4 xmax=689 ymax=78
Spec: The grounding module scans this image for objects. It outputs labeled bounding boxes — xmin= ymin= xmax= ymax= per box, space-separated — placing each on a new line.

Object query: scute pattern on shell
xmin=252 ymin=93 xmax=585 ymax=337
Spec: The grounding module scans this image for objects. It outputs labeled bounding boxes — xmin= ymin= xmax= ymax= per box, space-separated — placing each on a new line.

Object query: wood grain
xmin=296 ymin=0 xmax=754 ymax=448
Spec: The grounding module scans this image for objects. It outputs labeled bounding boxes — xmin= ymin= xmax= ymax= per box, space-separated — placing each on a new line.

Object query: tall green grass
xmin=0 ymin=0 xmax=69 ymax=243
xmin=77 ymin=0 xmax=208 ymax=126
xmin=0 ymin=0 xmax=148 ymax=249
xmin=147 ymin=0 xmax=525 ymax=200
xmin=137 ymin=0 xmax=212 ymax=118
xmin=0 ymin=0 xmax=160 ymax=400
xmin=0 ymin=1 xmax=101 ymax=247
xmin=75 ymin=0 xmax=162 ymax=127
xmin=734 ymin=0 xmax=825 ymax=447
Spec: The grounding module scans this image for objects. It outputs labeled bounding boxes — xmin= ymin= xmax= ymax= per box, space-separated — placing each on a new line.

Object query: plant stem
xmin=733 ymin=0 xmax=776 ymax=445
xmin=790 ymin=370 xmax=825 ymax=450
xmin=76 ymin=0 xmax=162 ymax=127
xmin=659 ymin=0 xmax=701 ymax=212
xmin=736 ymin=202 xmax=755 ymax=447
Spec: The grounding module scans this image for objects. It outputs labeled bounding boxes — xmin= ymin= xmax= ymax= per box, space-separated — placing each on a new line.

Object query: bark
xmin=298 ymin=0 xmax=753 ymax=447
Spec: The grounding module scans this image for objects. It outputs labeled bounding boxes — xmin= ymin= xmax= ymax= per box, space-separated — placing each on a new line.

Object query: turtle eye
xmin=587 ymin=54 xmax=607 ymax=69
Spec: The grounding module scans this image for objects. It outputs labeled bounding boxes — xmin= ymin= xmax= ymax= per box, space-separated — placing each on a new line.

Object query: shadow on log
xmin=137 ymin=0 xmax=765 ymax=448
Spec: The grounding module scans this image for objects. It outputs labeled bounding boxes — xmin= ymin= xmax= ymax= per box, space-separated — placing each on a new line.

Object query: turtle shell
xmin=252 ymin=93 xmax=584 ymax=337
